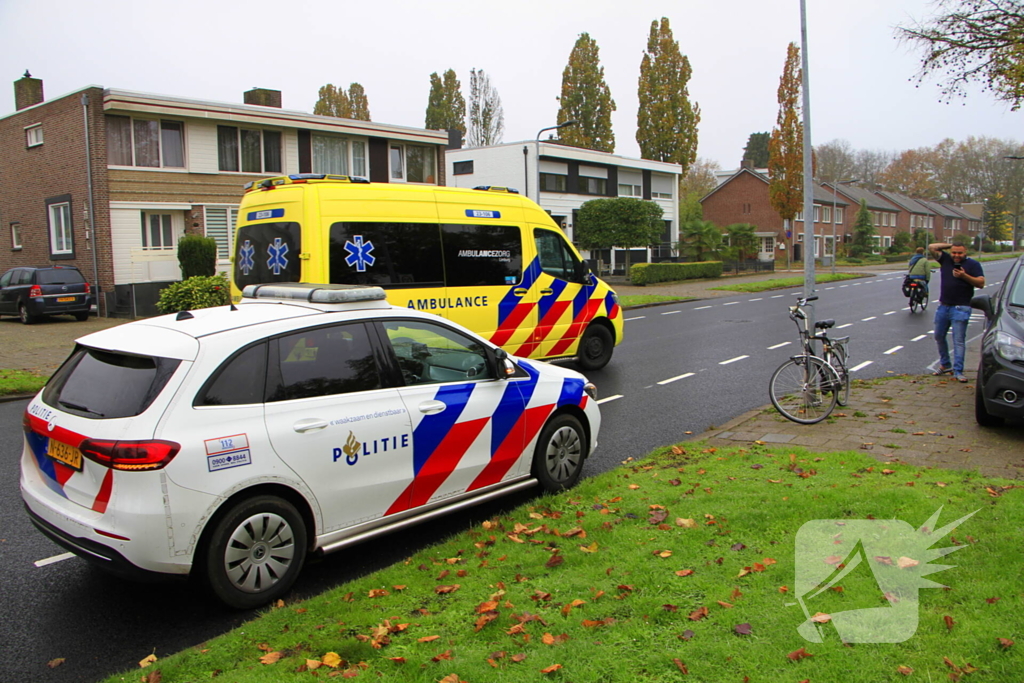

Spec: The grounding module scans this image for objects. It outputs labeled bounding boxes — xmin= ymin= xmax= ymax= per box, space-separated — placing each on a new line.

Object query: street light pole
xmin=535 ymin=120 xmax=577 ymax=205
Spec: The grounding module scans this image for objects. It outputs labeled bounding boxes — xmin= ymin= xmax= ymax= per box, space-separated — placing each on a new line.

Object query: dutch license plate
xmin=47 ymin=439 xmax=83 ymax=471
xmin=57 ymin=296 xmax=76 ymax=303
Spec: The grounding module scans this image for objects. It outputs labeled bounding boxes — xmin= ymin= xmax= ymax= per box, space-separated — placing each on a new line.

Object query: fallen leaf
xmin=717 ymin=600 xmax=734 ymax=609
xmin=141 ymin=672 xmax=162 ymax=683
xmin=944 ymin=615 xmax=955 ymax=631
xmin=418 ymin=635 xmax=441 ymax=643
xmin=545 ymin=555 xmax=564 ymax=568
xmin=435 ymin=584 xmax=461 ymax=594
xmin=438 ymin=675 xmax=461 ymax=683
xmin=998 ymin=638 xmax=1014 ymax=649
xmin=874 ymin=556 xmax=893 ymax=565
xmin=431 ymin=650 xmax=453 ymax=662
xmin=259 ymin=652 xmax=283 ymax=665
xmin=368 ymin=588 xmax=389 ymax=598
xmin=897 ymin=665 xmax=913 ymax=675
xmin=672 ymin=658 xmax=689 ymax=674
xmin=688 ymin=606 xmax=709 ymax=621
xmin=511 ymin=653 xmax=528 ymax=663
xmin=654 ymin=550 xmax=672 ymax=558
xmin=730 ymin=543 xmax=746 ymax=551
xmin=540 ymin=663 xmax=563 ymax=674
xmin=322 ymin=652 xmax=343 ymax=668
xmin=475 ymin=612 xmax=499 ymax=632
xmin=897 ymin=557 xmax=919 ymax=569
xmin=787 ymin=647 xmax=813 ymax=661
xmin=679 ymin=629 xmax=695 ymax=640
xmin=811 ymin=612 xmax=831 ymax=624
xmin=675 ymin=569 xmax=694 ymax=577
xmin=730 ymin=587 xmax=743 ymax=600
xmin=750 ymin=464 xmax=764 ymax=470
xmin=663 ymin=604 xmax=679 ymax=612
xmin=46 ymin=658 xmax=65 ymax=669
xmin=580 ymin=542 xmax=599 ymax=553
xmin=306 ymin=659 xmax=323 ymax=670
xmin=676 ymin=518 xmax=697 ymax=528
xmin=824 ymin=555 xmax=844 ymax=565
xmin=734 ymin=623 xmax=752 ymax=636
xmin=139 ymin=654 xmax=158 ymax=668
xmin=779 ymin=586 xmax=789 ymax=593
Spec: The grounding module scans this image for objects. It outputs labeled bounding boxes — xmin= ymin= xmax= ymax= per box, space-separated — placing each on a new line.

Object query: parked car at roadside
xmin=0 ymin=265 xmax=92 ymax=324
xmin=971 ymin=254 xmax=1024 ymax=426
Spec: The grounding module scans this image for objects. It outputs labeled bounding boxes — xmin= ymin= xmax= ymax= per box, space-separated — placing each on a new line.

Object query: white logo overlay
xmin=791 ymin=507 xmax=977 ymax=643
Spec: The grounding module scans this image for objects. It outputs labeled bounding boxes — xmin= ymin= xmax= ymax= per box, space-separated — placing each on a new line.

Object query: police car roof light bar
xmin=242 ymin=282 xmax=387 ymax=304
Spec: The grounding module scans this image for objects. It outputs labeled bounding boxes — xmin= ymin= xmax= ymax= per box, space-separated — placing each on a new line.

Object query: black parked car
xmin=971 ymin=254 xmax=1024 ymax=426
xmin=0 ymin=265 xmax=92 ymax=324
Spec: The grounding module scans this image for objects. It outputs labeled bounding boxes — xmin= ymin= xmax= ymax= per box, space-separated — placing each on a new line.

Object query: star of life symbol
xmin=791 ymin=507 xmax=977 ymax=643
xmin=266 ymin=238 xmax=289 ymax=275
xmin=344 ymin=235 xmax=375 ymax=272
xmin=238 ymin=240 xmax=255 ymax=276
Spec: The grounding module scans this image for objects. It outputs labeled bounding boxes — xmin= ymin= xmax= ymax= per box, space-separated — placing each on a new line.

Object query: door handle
xmin=293 ymin=418 xmax=328 ymax=433
xmin=540 ymin=288 xmax=553 ymax=296
xmin=418 ymin=400 xmax=446 ymax=415
xmin=513 ymin=288 xmax=528 ymax=297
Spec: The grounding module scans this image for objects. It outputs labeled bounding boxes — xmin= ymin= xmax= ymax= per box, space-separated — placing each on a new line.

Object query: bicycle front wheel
xmin=769 ymin=356 xmax=839 ymax=424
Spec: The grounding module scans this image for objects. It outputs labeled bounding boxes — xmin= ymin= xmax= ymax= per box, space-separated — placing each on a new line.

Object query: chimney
xmin=243 ymin=87 xmax=282 ymax=108
xmin=446 ymin=128 xmax=463 ymax=150
xmin=740 ymin=158 xmax=753 ymax=170
xmin=15 ymin=71 xmax=44 ymax=110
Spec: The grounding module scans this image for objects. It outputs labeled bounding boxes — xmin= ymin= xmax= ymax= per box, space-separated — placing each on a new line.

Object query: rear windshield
xmin=36 ymin=269 xmax=85 ymax=285
xmin=233 ymin=221 xmax=302 ymax=290
xmin=43 ymin=346 xmax=180 ymax=419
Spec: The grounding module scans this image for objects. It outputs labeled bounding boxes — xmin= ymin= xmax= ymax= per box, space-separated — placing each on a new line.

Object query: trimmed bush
xmin=629 ymin=261 xmax=723 ymax=285
xmin=178 ymin=234 xmax=218 ymax=278
xmin=157 ymin=274 xmax=231 ymax=314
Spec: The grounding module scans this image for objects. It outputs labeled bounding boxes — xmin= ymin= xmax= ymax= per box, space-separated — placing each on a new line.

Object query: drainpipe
xmin=81 ymin=93 xmax=102 ymax=316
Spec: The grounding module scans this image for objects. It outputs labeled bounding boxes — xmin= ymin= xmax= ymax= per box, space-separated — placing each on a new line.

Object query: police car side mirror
xmin=493 ymin=348 xmax=517 ymax=379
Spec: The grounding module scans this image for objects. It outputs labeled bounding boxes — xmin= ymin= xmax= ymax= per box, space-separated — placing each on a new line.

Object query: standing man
xmin=929 ymin=241 xmax=985 ymax=382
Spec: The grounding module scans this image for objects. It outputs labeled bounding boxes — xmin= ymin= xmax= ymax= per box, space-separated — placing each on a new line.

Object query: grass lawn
xmin=618 ymin=294 xmax=693 ymax=308
xmin=711 ymin=273 xmax=863 ymax=294
xmin=105 ymin=443 xmax=1023 ymax=683
xmin=0 ymin=369 xmax=46 ymax=397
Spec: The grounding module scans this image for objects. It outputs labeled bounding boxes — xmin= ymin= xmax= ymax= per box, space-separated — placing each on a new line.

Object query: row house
xmin=445 ymin=141 xmax=681 ymax=275
xmin=0 ymin=74 xmax=449 ymax=316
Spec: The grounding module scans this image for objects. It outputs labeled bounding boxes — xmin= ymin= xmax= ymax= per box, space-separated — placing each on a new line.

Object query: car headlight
xmin=584 ymin=382 xmax=598 ymax=401
xmin=995 ymin=331 xmax=1024 ymax=362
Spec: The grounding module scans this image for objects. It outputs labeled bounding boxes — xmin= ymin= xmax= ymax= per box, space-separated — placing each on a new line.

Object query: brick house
xmin=825 ymin=183 xmax=901 ymax=252
xmin=916 ymin=199 xmax=981 ymax=243
xmin=0 ymin=74 xmax=449 ymax=316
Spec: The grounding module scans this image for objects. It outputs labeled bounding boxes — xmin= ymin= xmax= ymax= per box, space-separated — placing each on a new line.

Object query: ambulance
xmin=230 ymin=175 xmax=623 ymax=370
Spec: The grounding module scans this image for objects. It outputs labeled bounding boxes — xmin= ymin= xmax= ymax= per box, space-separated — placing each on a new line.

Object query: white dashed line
xmin=884 ymin=311 xmax=896 ymax=315
xmin=34 ymin=553 xmax=75 ymax=568
xmin=722 ymin=301 xmax=739 ymax=306
xmin=661 ymin=310 xmax=682 ymax=315
xmin=767 ymin=341 xmax=791 ymax=350
xmin=749 ymin=298 xmax=763 ymax=301
xmin=850 ymin=361 xmax=873 ymax=372
xmin=837 ymin=323 xmax=853 ymax=329
xmin=840 ymin=285 xmax=849 ymax=288
xmin=694 ymin=305 xmax=712 ymax=310
xmin=771 ymin=295 xmax=785 ymax=298
xmin=862 ymin=316 xmax=876 ymax=321
xmin=597 ymin=395 xmax=623 ymax=405
xmin=825 ymin=287 xmax=834 ymax=290
xmin=624 ymin=316 xmax=645 ymax=321
xmin=657 ymin=372 xmax=695 ymax=385
xmin=852 ymin=282 xmax=861 ymax=286
xmin=719 ymin=355 xmax=749 ymax=365
xmin=884 ymin=346 xmax=903 ymax=355
xmin=911 ymin=334 xmax=927 ymax=342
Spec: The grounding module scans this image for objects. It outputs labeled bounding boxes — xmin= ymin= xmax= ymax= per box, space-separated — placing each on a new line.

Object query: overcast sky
xmin=1 ymin=0 xmax=1020 ymax=170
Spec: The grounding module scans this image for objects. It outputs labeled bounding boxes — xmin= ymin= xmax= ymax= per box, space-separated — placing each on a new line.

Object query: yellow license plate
xmin=47 ymin=439 xmax=83 ymax=471
xmin=57 ymin=297 xmax=76 ymax=303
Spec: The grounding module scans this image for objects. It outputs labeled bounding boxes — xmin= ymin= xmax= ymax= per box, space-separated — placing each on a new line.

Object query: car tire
xmin=18 ymin=303 xmax=34 ymax=325
xmin=974 ymin=376 xmax=1004 ymax=427
xmin=73 ymin=312 xmax=90 ymax=321
xmin=531 ymin=413 xmax=586 ymax=492
xmin=202 ymin=495 xmax=307 ymax=609
xmin=576 ymin=324 xmax=613 ymax=371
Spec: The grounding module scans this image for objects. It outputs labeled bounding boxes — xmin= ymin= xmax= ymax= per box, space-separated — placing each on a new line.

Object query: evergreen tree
xmin=556 ymin=33 xmax=616 ymax=152
xmin=742 ymin=132 xmax=770 ymax=167
xmin=984 ymin=191 xmax=1013 ymax=241
xmin=314 ymin=83 xmax=371 ymax=120
xmin=347 ymin=83 xmax=371 ymax=121
xmin=425 ymin=69 xmax=466 ymax=134
xmin=851 ymin=199 xmax=878 ymax=257
xmin=725 ymin=223 xmax=760 ymax=261
xmin=677 ymin=220 xmax=722 ymax=261
xmin=636 ymin=17 xmax=700 ymax=170
xmin=467 ymin=69 xmax=505 ymax=147
xmin=768 ymin=43 xmax=804 ymax=243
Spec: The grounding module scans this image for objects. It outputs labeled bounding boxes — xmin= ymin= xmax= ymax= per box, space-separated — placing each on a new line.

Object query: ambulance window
xmin=441 ymin=225 xmax=522 ymax=287
xmin=329 ymin=222 xmax=443 ymax=289
xmin=194 ymin=342 xmax=268 ymax=407
xmin=233 ymin=222 xmax=301 ymax=290
xmin=267 ymin=323 xmax=383 ymax=402
xmin=534 ymin=229 xmax=581 ymax=282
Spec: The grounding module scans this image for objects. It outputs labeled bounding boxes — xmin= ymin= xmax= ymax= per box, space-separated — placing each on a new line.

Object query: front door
xmin=532 ymin=228 xmax=596 ymax=359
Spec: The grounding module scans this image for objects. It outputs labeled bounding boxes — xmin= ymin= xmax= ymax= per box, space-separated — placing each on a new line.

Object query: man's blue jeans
xmin=934 ymin=304 xmax=971 ymax=374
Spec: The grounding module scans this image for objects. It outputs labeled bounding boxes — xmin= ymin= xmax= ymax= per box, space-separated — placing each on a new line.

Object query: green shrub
xmin=156 ymin=274 xmax=231 ymax=314
xmin=844 ymin=257 xmax=863 ymax=264
xmin=177 ymin=234 xmax=218 ymax=278
xmin=629 ymin=261 xmax=723 ymax=285
xmin=885 ymin=254 xmax=910 ymax=263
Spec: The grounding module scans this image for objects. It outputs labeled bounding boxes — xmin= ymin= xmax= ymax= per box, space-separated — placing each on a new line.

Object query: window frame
xmin=389 ymin=143 xmax=436 ymax=184
xmin=141 ymin=212 xmax=176 ymax=251
xmin=617 ymin=183 xmax=642 ymax=197
xmin=10 ymin=222 xmax=22 ymax=251
xmin=579 ymin=176 xmax=607 ymax=196
xmin=106 ymin=115 xmax=186 ymax=169
xmin=45 ymin=195 xmax=74 ymax=259
xmin=217 ymin=125 xmax=282 ymax=174
xmin=25 ymin=124 xmax=43 ymax=148
xmin=453 ymin=160 xmax=474 ymax=176
xmin=540 ymin=173 xmax=567 ymax=193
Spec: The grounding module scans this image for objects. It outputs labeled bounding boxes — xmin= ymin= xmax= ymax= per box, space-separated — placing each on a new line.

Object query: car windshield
xmin=37 ymin=269 xmax=85 ymax=285
xmin=1009 ymin=261 xmax=1024 ymax=307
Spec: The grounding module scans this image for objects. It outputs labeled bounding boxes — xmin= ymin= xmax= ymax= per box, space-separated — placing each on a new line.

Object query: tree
xmin=636 ymin=17 xmax=701 ymax=170
xmin=556 ymin=33 xmax=616 ymax=152
xmin=347 ymin=83 xmax=370 ymax=121
xmin=677 ymin=220 xmax=723 ymax=261
xmin=852 ymin=149 xmax=894 ymax=190
xmin=890 ymin=230 xmax=914 ymax=254
xmin=877 ymin=149 xmax=938 ymax=197
xmin=984 ymin=191 xmax=1014 ymax=241
xmin=898 ymin=0 xmax=1024 ymax=110
xmin=814 ymin=139 xmax=857 ymax=183
xmin=850 ymin=199 xmax=878 ymax=257
xmin=742 ymin=132 xmax=770 ymax=167
xmin=768 ymin=42 xmax=804 ymax=260
xmin=467 ymin=69 xmax=504 ymax=147
xmin=724 ymin=223 xmax=760 ymax=261
xmin=575 ymin=197 xmax=665 ymax=273
xmin=425 ymin=69 xmax=467 ymax=134
xmin=314 ymin=83 xmax=371 ymax=120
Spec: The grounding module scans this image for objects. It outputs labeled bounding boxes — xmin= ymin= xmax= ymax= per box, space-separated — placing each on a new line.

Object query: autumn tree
xmin=425 ymin=69 xmax=466 ymax=134
xmin=877 ymin=149 xmax=938 ymax=197
xmin=314 ymin=83 xmax=371 ymax=120
xmin=347 ymin=83 xmax=370 ymax=121
xmin=984 ymin=191 xmax=1013 ymax=241
xmin=556 ymin=33 xmax=616 ymax=152
xmin=899 ymin=0 xmax=1024 ymax=109
xmin=467 ymin=68 xmax=504 ymax=147
xmin=850 ymin=199 xmax=878 ymax=257
xmin=575 ymin=197 xmax=665 ymax=273
xmin=742 ymin=132 xmax=770 ymax=167
xmin=636 ymin=17 xmax=701 ymax=170
xmin=768 ymin=42 xmax=804 ymax=252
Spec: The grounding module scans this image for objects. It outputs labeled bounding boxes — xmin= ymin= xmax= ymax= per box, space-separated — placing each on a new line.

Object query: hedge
xmin=156 ymin=274 xmax=231 ymax=314
xmin=629 ymin=261 xmax=723 ymax=285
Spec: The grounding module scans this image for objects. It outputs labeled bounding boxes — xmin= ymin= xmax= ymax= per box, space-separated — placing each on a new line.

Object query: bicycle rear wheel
xmin=909 ymin=290 xmax=921 ymax=313
xmin=769 ymin=356 xmax=839 ymax=424
xmin=828 ymin=345 xmax=851 ymax=406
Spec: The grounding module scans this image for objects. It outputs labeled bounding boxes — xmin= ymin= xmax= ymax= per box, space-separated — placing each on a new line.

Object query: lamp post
xmin=535 ymin=120 xmax=577 ymax=205
xmin=829 ymin=178 xmax=859 ymax=275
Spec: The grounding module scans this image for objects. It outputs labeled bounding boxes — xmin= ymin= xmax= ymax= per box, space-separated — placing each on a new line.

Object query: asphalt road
xmin=1 ymin=260 xmax=1013 ymax=683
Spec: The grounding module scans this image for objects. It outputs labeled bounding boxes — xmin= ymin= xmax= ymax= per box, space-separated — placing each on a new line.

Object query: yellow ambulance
xmin=229 ymin=174 xmax=623 ymax=370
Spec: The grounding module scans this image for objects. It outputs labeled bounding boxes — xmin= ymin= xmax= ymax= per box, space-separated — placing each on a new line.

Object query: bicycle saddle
xmin=815 ymin=319 xmax=835 ymax=329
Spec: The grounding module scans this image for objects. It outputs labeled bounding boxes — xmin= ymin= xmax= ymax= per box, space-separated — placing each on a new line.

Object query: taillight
xmin=29 ymin=285 xmax=42 ymax=298
xmin=79 ymin=439 xmax=181 ymax=471
xmin=84 ymin=283 xmax=91 ymax=294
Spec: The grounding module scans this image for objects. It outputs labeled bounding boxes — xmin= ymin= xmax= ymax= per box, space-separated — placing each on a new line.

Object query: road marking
xmin=34 ymin=552 xmax=75 ymax=568
xmin=767 ymin=341 xmax=791 ymax=349
xmin=771 ymin=295 xmax=785 ymax=298
xmin=722 ymin=301 xmax=739 ymax=306
xmin=884 ymin=311 xmax=896 ymax=315
xmin=694 ymin=305 xmax=712 ymax=310
xmin=852 ymin=282 xmax=861 ymax=286
xmin=862 ymin=316 xmax=876 ymax=321
xmin=825 ymin=286 xmax=834 ymax=290
xmin=911 ymin=334 xmax=927 ymax=342
xmin=840 ymin=284 xmax=849 ymax=288
xmin=850 ymin=361 xmax=873 ymax=372
xmin=657 ymin=372 xmax=695 ymax=385
xmin=624 ymin=316 xmax=645 ymax=321
xmin=928 ymin=329 xmax=935 ymax=334
xmin=837 ymin=323 xmax=853 ymax=329
xmin=749 ymin=297 xmax=763 ymax=301
xmin=884 ymin=346 xmax=903 ymax=355
xmin=661 ymin=310 xmax=682 ymax=315
xmin=719 ymin=355 xmax=749 ymax=365
xmin=597 ymin=395 xmax=623 ymax=405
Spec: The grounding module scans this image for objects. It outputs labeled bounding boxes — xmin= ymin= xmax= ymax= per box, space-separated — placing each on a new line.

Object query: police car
xmin=21 ymin=283 xmax=600 ymax=608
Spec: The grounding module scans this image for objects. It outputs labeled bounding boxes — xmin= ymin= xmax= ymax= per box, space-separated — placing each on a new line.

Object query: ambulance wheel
xmin=532 ymin=413 xmax=585 ymax=492
xmin=577 ymin=324 xmax=612 ymax=371
xmin=203 ymin=495 xmax=307 ymax=609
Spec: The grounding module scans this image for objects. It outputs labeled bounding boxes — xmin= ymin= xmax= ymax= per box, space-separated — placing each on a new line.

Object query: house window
xmin=883 ymin=236 xmax=892 ymax=248
xmin=742 ymin=203 xmax=752 ymax=214
xmin=821 ymin=206 xmax=831 ymax=223
xmin=453 ymin=160 xmax=474 ymax=175
xmin=835 ymin=207 xmax=844 ymax=223
xmin=25 ymin=124 xmax=43 ymax=148
xmin=652 ymin=191 xmax=673 ymax=199
xmin=217 ymin=126 xmax=281 ymax=173
xmin=760 ymin=236 xmax=775 ymax=254
xmin=106 ymin=116 xmax=185 ymax=168
xmin=580 ymin=176 xmax=606 ymax=195
xmin=389 ymin=144 xmax=436 ymax=183
xmin=141 ymin=213 xmax=174 ymax=250
xmin=813 ymin=206 xmax=821 ymax=222
xmin=313 ymin=134 xmax=349 ymax=174
xmin=205 ymin=207 xmax=239 ymax=260
xmin=540 ymin=173 xmax=567 ymax=192
xmin=47 ymin=199 xmax=73 ymax=256
xmin=11 ymin=222 xmax=22 ymax=250
xmin=618 ymin=183 xmax=642 ymax=197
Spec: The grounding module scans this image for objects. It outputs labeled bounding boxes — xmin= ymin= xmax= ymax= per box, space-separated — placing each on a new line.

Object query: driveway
xmin=0 ymin=315 xmax=125 ymax=376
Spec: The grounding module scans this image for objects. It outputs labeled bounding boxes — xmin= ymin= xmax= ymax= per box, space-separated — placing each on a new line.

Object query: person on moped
xmin=904 ymin=246 xmax=930 ymax=297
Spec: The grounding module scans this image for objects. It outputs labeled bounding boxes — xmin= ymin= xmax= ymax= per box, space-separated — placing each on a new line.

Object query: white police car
xmin=21 ymin=283 xmax=600 ymax=608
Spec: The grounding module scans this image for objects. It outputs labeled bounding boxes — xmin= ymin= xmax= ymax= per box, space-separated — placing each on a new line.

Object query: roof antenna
xmin=176 ymin=310 xmax=194 ymax=321
xmin=229 ymin=302 xmax=238 ymax=311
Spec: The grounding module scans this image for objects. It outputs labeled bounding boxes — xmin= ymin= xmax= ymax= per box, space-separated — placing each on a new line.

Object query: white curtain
xmin=313 ymin=135 xmax=348 ymax=174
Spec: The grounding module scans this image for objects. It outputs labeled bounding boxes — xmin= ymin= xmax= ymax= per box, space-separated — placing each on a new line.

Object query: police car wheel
xmin=577 ymin=325 xmax=612 ymax=371
xmin=532 ymin=414 xmax=585 ymax=492
xmin=203 ymin=495 xmax=307 ymax=609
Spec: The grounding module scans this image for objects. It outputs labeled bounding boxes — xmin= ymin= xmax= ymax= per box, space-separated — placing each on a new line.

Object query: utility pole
xmin=800 ymin=0 xmax=815 ymax=325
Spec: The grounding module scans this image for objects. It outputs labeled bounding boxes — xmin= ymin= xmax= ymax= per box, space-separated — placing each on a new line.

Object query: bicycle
xmin=769 ymin=295 xmax=851 ymax=424
xmin=903 ymin=276 xmax=928 ymax=313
